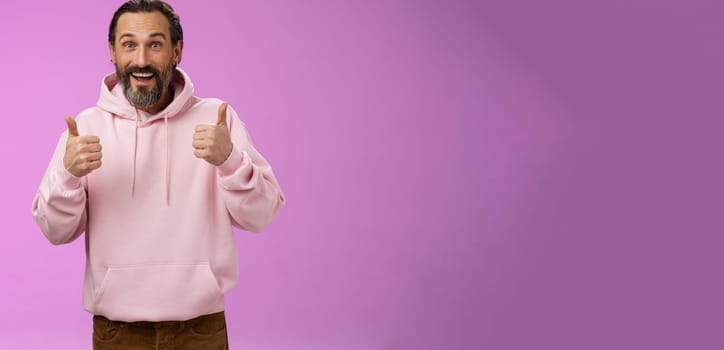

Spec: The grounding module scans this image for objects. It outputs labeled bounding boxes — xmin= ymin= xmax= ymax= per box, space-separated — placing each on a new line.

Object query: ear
xmin=173 ymin=40 xmax=184 ymax=66
xmin=108 ymin=42 xmax=116 ymax=65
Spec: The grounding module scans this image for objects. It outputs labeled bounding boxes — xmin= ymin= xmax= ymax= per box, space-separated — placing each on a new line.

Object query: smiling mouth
xmin=131 ymin=72 xmax=155 ymax=82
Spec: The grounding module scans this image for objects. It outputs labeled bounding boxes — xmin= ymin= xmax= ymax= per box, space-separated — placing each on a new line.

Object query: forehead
xmin=116 ymin=11 xmax=170 ymax=39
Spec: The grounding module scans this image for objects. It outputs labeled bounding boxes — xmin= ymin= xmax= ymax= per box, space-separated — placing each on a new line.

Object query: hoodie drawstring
xmin=164 ymin=114 xmax=170 ymax=205
xmin=130 ymin=113 xmax=170 ymax=206
xmin=131 ymin=116 xmax=139 ymax=196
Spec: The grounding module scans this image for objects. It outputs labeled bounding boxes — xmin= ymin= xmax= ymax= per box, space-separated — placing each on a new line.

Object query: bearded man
xmin=31 ymin=1 xmax=285 ymax=349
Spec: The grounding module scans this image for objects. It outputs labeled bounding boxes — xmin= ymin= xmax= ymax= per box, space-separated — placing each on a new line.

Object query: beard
xmin=116 ymin=62 xmax=175 ymax=109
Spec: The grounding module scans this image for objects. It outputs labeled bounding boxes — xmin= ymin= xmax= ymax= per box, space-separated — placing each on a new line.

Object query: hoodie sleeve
xmin=215 ymin=105 xmax=285 ymax=232
xmin=31 ymin=132 xmax=88 ymax=245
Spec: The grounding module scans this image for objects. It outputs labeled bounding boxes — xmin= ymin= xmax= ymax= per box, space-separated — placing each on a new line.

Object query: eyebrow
xmin=119 ymin=32 xmax=168 ymax=41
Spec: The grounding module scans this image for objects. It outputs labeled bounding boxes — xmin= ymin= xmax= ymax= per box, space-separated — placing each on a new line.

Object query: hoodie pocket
xmin=93 ymin=263 xmax=222 ymax=319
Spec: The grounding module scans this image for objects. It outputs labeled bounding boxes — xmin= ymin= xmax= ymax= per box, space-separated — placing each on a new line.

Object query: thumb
xmin=65 ymin=116 xmax=79 ymax=137
xmin=216 ymin=102 xmax=229 ymax=127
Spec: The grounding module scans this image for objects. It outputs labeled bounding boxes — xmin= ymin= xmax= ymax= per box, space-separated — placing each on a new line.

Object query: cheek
xmin=115 ymin=55 xmax=133 ymax=68
xmin=149 ymin=54 xmax=172 ymax=67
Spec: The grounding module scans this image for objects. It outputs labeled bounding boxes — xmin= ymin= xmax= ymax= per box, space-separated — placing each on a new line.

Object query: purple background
xmin=1 ymin=0 xmax=722 ymax=349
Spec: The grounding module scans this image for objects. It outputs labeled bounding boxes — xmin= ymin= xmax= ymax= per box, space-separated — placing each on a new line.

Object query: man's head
xmin=108 ymin=0 xmax=184 ymax=112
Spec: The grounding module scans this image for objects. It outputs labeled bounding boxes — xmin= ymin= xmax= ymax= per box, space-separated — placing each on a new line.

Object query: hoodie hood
xmin=95 ymin=67 xmax=195 ymax=204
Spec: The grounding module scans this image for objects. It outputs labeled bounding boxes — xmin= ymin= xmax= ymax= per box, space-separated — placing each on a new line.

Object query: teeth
xmin=132 ymin=72 xmax=153 ymax=78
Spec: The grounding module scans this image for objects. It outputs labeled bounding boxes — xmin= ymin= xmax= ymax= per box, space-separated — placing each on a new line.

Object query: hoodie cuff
xmin=217 ymin=145 xmax=244 ymax=177
xmin=54 ymin=166 xmax=83 ymax=190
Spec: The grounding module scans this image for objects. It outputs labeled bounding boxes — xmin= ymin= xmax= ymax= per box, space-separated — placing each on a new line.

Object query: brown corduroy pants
xmin=92 ymin=311 xmax=229 ymax=350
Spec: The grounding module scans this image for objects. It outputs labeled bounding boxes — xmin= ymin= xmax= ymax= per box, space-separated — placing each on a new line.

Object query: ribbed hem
xmin=216 ymin=146 xmax=243 ymax=177
xmin=55 ymin=166 xmax=83 ymax=189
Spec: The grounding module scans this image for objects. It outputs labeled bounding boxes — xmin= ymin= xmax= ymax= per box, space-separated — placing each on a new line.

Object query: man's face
xmin=109 ymin=11 xmax=182 ymax=109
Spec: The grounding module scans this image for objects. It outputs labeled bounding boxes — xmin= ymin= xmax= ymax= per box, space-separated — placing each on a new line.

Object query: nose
xmin=135 ymin=46 xmax=149 ymax=67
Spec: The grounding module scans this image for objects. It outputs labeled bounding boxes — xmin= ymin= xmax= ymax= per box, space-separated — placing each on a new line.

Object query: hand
xmin=192 ymin=102 xmax=233 ymax=166
xmin=63 ymin=116 xmax=103 ymax=177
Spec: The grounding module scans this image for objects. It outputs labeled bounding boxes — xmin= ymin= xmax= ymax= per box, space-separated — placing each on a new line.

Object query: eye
xmin=151 ymin=42 xmax=162 ymax=49
xmin=122 ymin=42 xmax=135 ymax=49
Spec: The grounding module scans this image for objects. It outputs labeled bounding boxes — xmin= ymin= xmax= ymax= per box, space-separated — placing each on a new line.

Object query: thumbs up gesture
xmin=63 ymin=116 xmax=103 ymax=177
xmin=193 ymin=102 xmax=233 ymax=166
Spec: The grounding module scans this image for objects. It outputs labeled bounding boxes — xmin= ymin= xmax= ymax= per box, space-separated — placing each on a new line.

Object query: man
xmin=31 ymin=0 xmax=285 ymax=348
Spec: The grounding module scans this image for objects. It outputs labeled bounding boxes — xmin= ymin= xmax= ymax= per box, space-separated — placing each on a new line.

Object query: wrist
xmin=217 ymin=145 xmax=243 ymax=176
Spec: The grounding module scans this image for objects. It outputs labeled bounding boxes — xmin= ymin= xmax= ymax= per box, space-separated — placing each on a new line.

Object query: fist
xmin=63 ymin=116 xmax=103 ymax=177
xmin=192 ymin=102 xmax=233 ymax=166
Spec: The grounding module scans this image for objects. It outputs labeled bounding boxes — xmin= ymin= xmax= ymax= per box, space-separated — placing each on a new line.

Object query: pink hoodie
xmin=32 ymin=68 xmax=285 ymax=322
